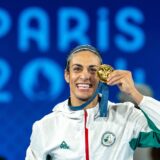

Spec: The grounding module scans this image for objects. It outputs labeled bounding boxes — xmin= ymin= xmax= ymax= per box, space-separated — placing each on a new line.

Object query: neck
xmin=69 ymin=96 xmax=99 ymax=110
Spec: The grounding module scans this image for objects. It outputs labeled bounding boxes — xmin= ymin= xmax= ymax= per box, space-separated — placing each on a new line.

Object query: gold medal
xmin=97 ymin=64 xmax=114 ymax=82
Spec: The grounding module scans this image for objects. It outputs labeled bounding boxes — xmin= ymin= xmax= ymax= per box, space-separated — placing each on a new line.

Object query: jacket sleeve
xmin=129 ymin=96 xmax=160 ymax=150
xmin=25 ymin=121 xmax=45 ymax=160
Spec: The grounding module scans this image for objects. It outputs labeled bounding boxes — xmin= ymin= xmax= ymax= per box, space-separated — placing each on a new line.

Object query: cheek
xmin=70 ymin=73 xmax=79 ymax=82
xmin=68 ymin=76 xmax=76 ymax=87
xmin=91 ymin=75 xmax=99 ymax=82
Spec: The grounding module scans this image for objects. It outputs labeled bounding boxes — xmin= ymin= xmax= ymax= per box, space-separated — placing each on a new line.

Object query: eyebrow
xmin=71 ymin=64 xmax=99 ymax=68
xmin=89 ymin=65 xmax=99 ymax=68
xmin=71 ymin=64 xmax=82 ymax=67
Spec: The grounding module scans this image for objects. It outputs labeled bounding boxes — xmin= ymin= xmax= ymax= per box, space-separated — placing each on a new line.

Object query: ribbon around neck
xmin=69 ymin=82 xmax=109 ymax=117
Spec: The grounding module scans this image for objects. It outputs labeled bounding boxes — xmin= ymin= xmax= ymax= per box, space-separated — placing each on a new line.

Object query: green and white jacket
xmin=25 ymin=96 xmax=160 ymax=160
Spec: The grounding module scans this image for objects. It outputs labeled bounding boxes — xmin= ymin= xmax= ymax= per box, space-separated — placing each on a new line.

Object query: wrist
xmin=129 ymin=88 xmax=143 ymax=105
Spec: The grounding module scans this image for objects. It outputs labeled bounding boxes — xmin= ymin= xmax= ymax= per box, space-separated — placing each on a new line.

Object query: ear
xmin=64 ymin=70 xmax=70 ymax=83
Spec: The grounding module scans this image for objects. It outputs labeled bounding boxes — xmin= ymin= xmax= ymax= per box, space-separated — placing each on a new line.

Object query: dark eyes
xmin=89 ymin=68 xmax=97 ymax=74
xmin=72 ymin=67 xmax=97 ymax=74
xmin=72 ymin=67 xmax=82 ymax=72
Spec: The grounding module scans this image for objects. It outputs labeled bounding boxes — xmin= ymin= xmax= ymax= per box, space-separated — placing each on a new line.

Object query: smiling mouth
xmin=76 ymin=83 xmax=92 ymax=90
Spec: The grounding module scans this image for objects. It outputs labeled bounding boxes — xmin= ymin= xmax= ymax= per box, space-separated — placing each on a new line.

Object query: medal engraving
xmin=97 ymin=64 xmax=114 ymax=82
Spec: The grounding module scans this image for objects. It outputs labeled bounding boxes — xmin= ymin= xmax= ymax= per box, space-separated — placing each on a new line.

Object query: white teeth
xmin=77 ymin=84 xmax=90 ymax=89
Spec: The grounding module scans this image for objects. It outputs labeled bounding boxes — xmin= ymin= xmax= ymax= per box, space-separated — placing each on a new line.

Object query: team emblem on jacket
xmin=101 ymin=132 xmax=116 ymax=146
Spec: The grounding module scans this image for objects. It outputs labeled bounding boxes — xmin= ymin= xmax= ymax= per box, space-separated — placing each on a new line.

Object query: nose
xmin=80 ymin=69 xmax=90 ymax=80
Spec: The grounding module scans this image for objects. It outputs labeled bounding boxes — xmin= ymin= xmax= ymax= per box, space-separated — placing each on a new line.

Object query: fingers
xmin=106 ymin=69 xmax=143 ymax=104
xmin=107 ymin=70 xmax=131 ymax=86
xmin=107 ymin=75 xmax=124 ymax=86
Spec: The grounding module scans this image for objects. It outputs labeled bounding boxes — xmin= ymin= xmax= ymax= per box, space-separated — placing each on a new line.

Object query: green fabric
xmin=129 ymin=110 xmax=160 ymax=150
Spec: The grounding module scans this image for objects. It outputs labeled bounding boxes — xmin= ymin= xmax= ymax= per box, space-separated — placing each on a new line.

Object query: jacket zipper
xmin=84 ymin=110 xmax=89 ymax=160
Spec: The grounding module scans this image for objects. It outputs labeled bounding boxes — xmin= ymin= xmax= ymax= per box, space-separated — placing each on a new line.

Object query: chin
xmin=77 ymin=95 xmax=92 ymax=102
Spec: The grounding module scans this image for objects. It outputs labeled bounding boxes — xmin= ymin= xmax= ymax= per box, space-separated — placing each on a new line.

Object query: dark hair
xmin=65 ymin=45 xmax=103 ymax=71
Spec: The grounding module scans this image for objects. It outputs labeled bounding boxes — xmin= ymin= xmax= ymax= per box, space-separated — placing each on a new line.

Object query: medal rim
xmin=97 ymin=64 xmax=114 ymax=82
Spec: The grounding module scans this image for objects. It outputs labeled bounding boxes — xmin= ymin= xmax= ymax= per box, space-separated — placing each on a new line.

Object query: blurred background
xmin=0 ymin=0 xmax=160 ymax=159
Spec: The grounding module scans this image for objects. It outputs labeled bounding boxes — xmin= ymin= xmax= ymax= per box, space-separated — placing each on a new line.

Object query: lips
xmin=76 ymin=83 xmax=92 ymax=89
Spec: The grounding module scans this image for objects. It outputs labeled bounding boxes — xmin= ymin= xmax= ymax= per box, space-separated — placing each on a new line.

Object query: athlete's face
xmin=65 ymin=51 xmax=101 ymax=105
